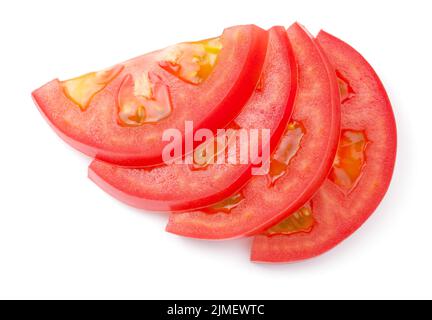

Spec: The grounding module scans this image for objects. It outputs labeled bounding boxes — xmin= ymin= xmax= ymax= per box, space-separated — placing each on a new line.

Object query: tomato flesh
xmin=88 ymin=26 xmax=297 ymax=212
xmin=165 ymin=23 xmax=341 ymax=239
xmin=251 ymin=31 xmax=397 ymax=263
xmin=33 ymin=25 xmax=268 ymax=167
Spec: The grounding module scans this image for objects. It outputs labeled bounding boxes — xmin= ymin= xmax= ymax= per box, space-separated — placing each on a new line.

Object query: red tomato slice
xmin=32 ymin=25 xmax=268 ymax=167
xmin=166 ymin=23 xmax=341 ymax=239
xmin=251 ymin=31 xmax=397 ymax=263
xmin=88 ymin=26 xmax=297 ymax=212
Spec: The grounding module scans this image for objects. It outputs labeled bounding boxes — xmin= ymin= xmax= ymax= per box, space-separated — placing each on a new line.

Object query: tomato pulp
xmin=251 ymin=31 xmax=397 ymax=263
xmin=166 ymin=23 xmax=341 ymax=239
xmin=32 ymin=25 xmax=268 ymax=167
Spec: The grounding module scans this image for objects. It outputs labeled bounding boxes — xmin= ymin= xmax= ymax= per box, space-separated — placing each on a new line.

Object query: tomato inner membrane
xmin=329 ymin=130 xmax=368 ymax=191
xmin=192 ymin=131 xmax=237 ymax=170
xmin=267 ymin=121 xmax=305 ymax=186
xmin=203 ymin=193 xmax=244 ymax=214
xmin=62 ymin=65 xmax=123 ymax=110
xmin=192 ymin=138 xmax=224 ymax=169
xmin=266 ymin=204 xmax=314 ymax=236
xmin=190 ymin=122 xmax=241 ymax=171
xmin=336 ymin=71 xmax=355 ymax=104
xmin=255 ymin=76 xmax=264 ymax=92
xmin=159 ymin=38 xmax=222 ymax=85
xmin=117 ymin=73 xmax=172 ymax=127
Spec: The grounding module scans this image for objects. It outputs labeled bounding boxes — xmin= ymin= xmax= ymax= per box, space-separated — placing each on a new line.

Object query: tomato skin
xmin=251 ymin=31 xmax=397 ymax=263
xmin=88 ymin=26 xmax=297 ymax=212
xmin=32 ymin=25 xmax=269 ymax=167
xmin=166 ymin=23 xmax=341 ymax=239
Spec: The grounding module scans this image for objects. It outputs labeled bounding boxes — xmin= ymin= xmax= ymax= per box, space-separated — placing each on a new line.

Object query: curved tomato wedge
xmin=32 ymin=25 xmax=268 ymax=167
xmin=166 ymin=23 xmax=341 ymax=239
xmin=251 ymin=31 xmax=397 ymax=263
xmin=88 ymin=26 xmax=297 ymax=212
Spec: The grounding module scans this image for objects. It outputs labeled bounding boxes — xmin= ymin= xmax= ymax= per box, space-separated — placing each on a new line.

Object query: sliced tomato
xmin=166 ymin=23 xmax=341 ymax=239
xmin=251 ymin=31 xmax=397 ymax=263
xmin=32 ymin=25 xmax=268 ymax=167
xmin=88 ymin=26 xmax=297 ymax=212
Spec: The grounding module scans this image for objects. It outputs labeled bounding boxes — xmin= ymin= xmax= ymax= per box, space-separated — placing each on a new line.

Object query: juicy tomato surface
xmin=166 ymin=23 xmax=341 ymax=239
xmin=32 ymin=25 xmax=268 ymax=167
xmin=88 ymin=26 xmax=297 ymax=212
xmin=251 ymin=31 xmax=397 ymax=263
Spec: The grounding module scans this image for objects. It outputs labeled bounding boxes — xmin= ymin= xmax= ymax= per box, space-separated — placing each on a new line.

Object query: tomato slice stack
xmin=33 ymin=22 xmax=397 ymax=263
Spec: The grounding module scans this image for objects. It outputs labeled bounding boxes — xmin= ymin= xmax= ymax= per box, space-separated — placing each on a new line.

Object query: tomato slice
xmin=88 ymin=26 xmax=297 ymax=212
xmin=251 ymin=31 xmax=397 ymax=263
xmin=166 ymin=23 xmax=341 ymax=239
xmin=32 ymin=25 xmax=268 ymax=167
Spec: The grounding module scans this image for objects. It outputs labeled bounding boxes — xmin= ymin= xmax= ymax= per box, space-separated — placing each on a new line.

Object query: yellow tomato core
xmin=62 ymin=65 xmax=123 ymax=110
xmin=329 ymin=130 xmax=368 ymax=191
xmin=337 ymin=71 xmax=355 ymax=104
xmin=266 ymin=204 xmax=314 ymax=236
xmin=268 ymin=121 xmax=305 ymax=186
xmin=159 ymin=38 xmax=222 ymax=84
xmin=118 ymin=73 xmax=172 ymax=127
xmin=203 ymin=193 xmax=244 ymax=214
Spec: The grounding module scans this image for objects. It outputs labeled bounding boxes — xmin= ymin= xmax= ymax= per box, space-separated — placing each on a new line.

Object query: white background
xmin=0 ymin=0 xmax=431 ymax=300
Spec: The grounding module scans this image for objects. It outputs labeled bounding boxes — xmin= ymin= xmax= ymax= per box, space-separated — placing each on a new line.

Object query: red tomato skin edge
xmin=87 ymin=26 xmax=298 ymax=212
xmin=88 ymin=163 xmax=251 ymax=212
xmin=31 ymin=26 xmax=269 ymax=168
xmin=87 ymin=161 xmax=268 ymax=212
xmin=165 ymin=23 xmax=341 ymax=239
xmin=250 ymin=31 xmax=397 ymax=263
